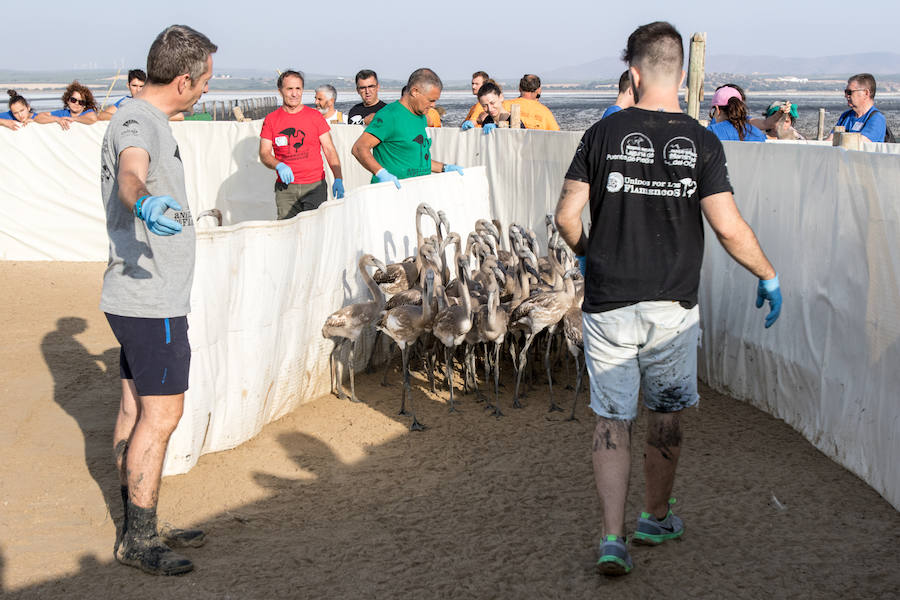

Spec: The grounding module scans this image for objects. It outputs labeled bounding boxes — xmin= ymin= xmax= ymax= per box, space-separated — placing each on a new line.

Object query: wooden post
xmin=832 ymin=127 xmax=861 ymax=150
xmin=510 ymin=103 xmax=521 ymax=129
xmin=686 ymin=32 xmax=707 ymax=121
xmin=817 ymin=108 xmax=826 ymax=140
xmin=212 ymin=101 xmax=217 ymax=120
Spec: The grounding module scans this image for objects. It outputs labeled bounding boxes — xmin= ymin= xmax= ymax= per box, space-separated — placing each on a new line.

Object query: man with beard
xmin=314 ymin=84 xmax=347 ymax=124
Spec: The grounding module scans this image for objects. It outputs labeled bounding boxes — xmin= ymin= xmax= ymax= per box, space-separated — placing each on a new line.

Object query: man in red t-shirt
xmin=259 ymin=70 xmax=344 ymax=219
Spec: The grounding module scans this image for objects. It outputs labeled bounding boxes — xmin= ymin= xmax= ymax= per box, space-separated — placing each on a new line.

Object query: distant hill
xmin=543 ymin=52 xmax=900 ymax=81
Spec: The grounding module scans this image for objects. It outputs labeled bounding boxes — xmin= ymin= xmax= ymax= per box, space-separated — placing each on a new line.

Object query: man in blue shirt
xmin=99 ymin=69 xmax=147 ymax=121
xmin=829 ymin=73 xmax=888 ymax=143
xmin=601 ymin=70 xmax=634 ymax=119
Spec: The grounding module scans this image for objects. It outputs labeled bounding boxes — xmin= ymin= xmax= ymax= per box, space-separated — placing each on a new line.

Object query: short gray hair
xmin=147 ymin=25 xmax=217 ymax=85
xmin=316 ymin=84 xmax=337 ymax=101
xmin=407 ymin=68 xmax=442 ymax=93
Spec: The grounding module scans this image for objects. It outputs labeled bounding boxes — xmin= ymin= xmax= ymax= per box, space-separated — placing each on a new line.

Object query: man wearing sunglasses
xmin=828 ymin=73 xmax=889 ymax=143
xmin=348 ymin=69 xmax=387 ymax=126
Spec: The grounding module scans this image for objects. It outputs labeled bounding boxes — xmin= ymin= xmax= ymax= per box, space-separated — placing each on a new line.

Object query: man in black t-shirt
xmin=555 ymin=21 xmax=782 ymax=577
xmin=348 ymin=68 xmax=387 ymax=125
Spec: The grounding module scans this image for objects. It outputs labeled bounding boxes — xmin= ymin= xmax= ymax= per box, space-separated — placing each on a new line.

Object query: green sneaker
xmin=633 ymin=498 xmax=684 ymax=545
xmin=596 ymin=535 xmax=633 ymax=576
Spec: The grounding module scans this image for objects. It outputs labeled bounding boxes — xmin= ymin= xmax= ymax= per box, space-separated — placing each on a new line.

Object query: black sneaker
xmin=116 ymin=534 xmax=194 ymax=576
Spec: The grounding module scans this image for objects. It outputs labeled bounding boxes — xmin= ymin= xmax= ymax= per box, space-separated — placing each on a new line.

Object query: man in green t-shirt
xmin=351 ymin=68 xmax=463 ymax=188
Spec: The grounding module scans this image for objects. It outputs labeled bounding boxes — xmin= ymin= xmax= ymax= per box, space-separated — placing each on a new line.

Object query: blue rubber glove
xmin=756 ymin=274 xmax=782 ymax=328
xmin=375 ymin=168 xmax=401 ymax=189
xmin=443 ymin=164 xmax=464 ymax=176
xmin=275 ymin=162 xmax=294 ymax=185
xmin=135 ymin=195 xmax=183 ymax=236
xmin=483 ymin=123 xmax=497 ymax=135
xmin=576 ymin=255 xmax=587 ymax=276
xmin=332 ymin=178 xmax=345 ymax=199
xmin=461 ymin=120 xmax=475 ymax=131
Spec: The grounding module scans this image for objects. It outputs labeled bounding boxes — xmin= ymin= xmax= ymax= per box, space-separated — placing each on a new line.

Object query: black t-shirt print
xmin=347 ymin=100 xmax=387 ymax=125
xmin=565 ymin=107 xmax=733 ymax=312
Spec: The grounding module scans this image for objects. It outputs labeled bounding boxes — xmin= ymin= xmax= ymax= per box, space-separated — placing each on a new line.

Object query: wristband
xmin=134 ymin=195 xmax=150 ymax=219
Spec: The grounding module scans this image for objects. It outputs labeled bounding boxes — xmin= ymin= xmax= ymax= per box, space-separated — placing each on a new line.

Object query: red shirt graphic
xmin=260 ymin=106 xmax=331 ymax=184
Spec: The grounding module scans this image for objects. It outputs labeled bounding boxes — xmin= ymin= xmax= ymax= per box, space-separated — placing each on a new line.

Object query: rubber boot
xmin=116 ymin=501 xmax=194 ymax=576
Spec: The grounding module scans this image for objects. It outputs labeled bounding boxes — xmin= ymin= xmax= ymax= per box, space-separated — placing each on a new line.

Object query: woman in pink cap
xmin=707 ymin=84 xmax=766 ymax=142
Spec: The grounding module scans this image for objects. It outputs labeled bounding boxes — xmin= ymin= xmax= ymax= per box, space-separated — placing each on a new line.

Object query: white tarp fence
xmin=1 ymin=122 xmax=897 ymax=509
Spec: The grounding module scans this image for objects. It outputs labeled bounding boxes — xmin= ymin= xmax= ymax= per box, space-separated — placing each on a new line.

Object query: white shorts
xmin=582 ymin=301 xmax=700 ymax=420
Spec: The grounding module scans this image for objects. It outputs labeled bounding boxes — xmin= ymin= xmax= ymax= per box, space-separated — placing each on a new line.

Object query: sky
xmin=7 ymin=0 xmax=900 ymax=80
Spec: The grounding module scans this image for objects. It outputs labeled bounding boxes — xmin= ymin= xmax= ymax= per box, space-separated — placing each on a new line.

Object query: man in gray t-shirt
xmin=101 ymin=24 xmax=217 ymax=577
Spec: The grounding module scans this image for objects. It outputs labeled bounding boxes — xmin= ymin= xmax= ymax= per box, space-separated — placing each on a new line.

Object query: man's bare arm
xmin=554 ymin=178 xmax=590 ymax=256
xmin=700 ymin=191 xmax=776 ymax=280
xmin=319 ymin=132 xmax=343 ymax=180
xmin=258 ymin=138 xmax=279 ymax=170
xmin=351 ymin=132 xmax=384 ymax=175
xmin=116 ymin=147 xmax=152 ymax=211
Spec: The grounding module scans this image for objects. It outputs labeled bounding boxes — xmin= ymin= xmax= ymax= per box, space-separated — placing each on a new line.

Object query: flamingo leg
xmin=398 ymin=344 xmax=410 ymax=416
xmin=404 ymin=345 xmax=425 ymax=431
xmin=490 ymin=342 xmax=504 ymax=418
xmin=381 ymin=344 xmax=397 ymax=387
xmin=513 ymin=334 xmax=534 ymax=409
xmin=546 ymin=329 xmax=563 ymax=412
xmin=349 ymin=339 xmax=360 ymax=403
xmin=566 ymin=350 xmax=583 ymax=422
xmin=446 ymin=346 xmax=459 ymax=413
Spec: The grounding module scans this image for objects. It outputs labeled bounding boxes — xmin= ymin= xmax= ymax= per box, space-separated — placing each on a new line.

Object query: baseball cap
xmin=710 ymin=86 xmax=743 ymax=107
xmin=765 ymin=101 xmax=799 ymax=119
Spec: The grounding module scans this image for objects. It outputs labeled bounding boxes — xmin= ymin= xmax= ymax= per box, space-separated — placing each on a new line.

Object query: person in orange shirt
xmin=461 ymin=70 xmax=490 ymax=129
xmin=475 ymin=81 xmax=525 ymax=134
xmin=508 ymin=74 xmax=560 ymax=130
xmin=426 ymin=106 xmax=442 ymax=127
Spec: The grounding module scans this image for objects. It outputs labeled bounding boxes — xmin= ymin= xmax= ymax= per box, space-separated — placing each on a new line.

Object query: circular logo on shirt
xmin=607 ymin=172 xmax=624 ymax=193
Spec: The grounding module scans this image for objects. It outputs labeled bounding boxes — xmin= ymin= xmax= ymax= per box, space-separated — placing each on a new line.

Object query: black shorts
xmin=105 ymin=313 xmax=191 ymax=396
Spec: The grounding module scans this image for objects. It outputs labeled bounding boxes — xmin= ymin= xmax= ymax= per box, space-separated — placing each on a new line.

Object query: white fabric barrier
xmin=1 ymin=122 xmax=898 ymax=509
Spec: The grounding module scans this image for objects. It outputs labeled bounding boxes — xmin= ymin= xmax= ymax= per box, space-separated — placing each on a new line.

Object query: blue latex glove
xmin=135 ymin=195 xmax=183 ymax=236
xmin=576 ymin=255 xmax=587 ymax=276
xmin=443 ymin=164 xmax=464 ymax=176
xmin=756 ymin=274 xmax=782 ymax=328
xmin=461 ymin=120 xmax=475 ymax=131
xmin=483 ymin=123 xmax=497 ymax=135
xmin=375 ymin=168 xmax=401 ymax=189
xmin=332 ymin=178 xmax=345 ymax=199
xmin=275 ymin=162 xmax=294 ymax=184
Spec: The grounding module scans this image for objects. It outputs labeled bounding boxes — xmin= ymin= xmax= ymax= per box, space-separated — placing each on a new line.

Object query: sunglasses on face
xmin=844 ymin=89 xmax=866 ymax=97
xmin=357 ymin=84 xmax=377 ymax=92
xmin=68 ymin=97 xmax=88 ymax=106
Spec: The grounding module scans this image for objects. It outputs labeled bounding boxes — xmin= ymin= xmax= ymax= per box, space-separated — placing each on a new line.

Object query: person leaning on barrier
xmin=260 ymin=70 xmax=344 ymax=218
xmin=508 ymin=73 xmax=560 ymax=130
xmin=601 ymin=70 xmax=635 ymax=119
xmin=554 ymin=20 xmax=781 ymax=577
xmin=348 ymin=69 xmax=387 ymax=125
xmin=100 ymin=24 xmax=218 ymax=576
xmin=706 ymin=85 xmax=766 ymax=142
xmin=35 ymin=80 xmax=99 ymax=130
xmin=476 ymin=81 xmax=522 ymax=134
xmin=461 ymin=70 xmax=490 ymax=130
xmin=351 ymin=68 xmax=463 ymax=189
xmin=827 ymin=73 xmax=894 ymax=143
xmin=314 ymin=84 xmax=347 ymax=124
xmin=0 ymin=89 xmax=36 ymax=130
xmin=753 ymin=101 xmax=804 ymax=140
xmin=99 ymin=69 xmax=147 ymax=121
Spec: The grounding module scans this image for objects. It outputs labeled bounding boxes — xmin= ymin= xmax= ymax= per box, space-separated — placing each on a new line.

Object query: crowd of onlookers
xmin=0 ymin=68 xmax=893 ymax=143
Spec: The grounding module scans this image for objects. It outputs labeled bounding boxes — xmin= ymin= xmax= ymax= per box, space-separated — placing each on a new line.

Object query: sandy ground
xmin=1 ymin=261 xmax=898 ymax=599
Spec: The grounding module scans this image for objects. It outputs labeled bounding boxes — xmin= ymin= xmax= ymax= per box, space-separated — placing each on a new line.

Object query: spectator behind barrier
xmin=461 ymin=70 xmax=490 ymax=129
xmin=601 ymin=71 xmax=635 ymax=119
xmin=98 ymin=69 xmax=147 ymax=121
xmin=348 ymin=69 xmax=386 ymax=126
xmin=707 ymin=85 xmax=766 ymax=142
xmin=828 ymin=73 xmax=892 ymax=143
xmin=35 ymin=81 xmax=99 ymax=130
xmin=0 ymin=89 xmax=36 ymax=130
xmin=476 ymin=81 xmax=522 ymax=133
xmin=753 ymin=101 xmax=804 ymax=140
xmin=314 ymin=84 xmax=347 ymax=124
xmin=508 ymin=74 xmax=560 ymax=130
